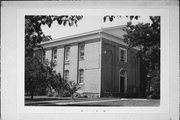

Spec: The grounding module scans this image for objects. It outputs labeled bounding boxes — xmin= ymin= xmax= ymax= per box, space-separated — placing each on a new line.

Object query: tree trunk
xmin=71 ymin=94 xmax=74 ymax=101
xmin=31 ymin=91 xmax=34 ymax=100
xmin=30 ymin=87 xmax=34 ymax=100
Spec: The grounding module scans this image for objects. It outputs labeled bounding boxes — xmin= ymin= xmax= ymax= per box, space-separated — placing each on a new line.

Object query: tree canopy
xmin=25 ymin=15 xmax=83 ymax=99
xmin=104 ymin=16 xmax=160 ymax=98
xmin=25 ymin=15 xmax=83 ymax=57
xmin=124 ymin=16 xmax=160 ymax=72
xmin=124 ymin=16 xmax=160 ymax=98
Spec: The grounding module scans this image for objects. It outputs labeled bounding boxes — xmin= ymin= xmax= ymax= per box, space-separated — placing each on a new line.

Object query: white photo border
xmin=1 ymin=1 xmax=178 ymax=120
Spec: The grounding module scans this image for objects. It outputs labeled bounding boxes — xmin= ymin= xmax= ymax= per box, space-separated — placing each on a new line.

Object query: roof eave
xmin=40 ymin=29 xmax=103 ymax=46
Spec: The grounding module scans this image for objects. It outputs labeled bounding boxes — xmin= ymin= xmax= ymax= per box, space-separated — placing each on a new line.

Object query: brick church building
xmin=40 ymin=25 xmax=140 ymax=97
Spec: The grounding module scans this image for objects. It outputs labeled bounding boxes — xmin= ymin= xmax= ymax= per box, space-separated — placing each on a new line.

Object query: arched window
xmin=120 ymin=69 xmax=126 ymax=76
xmin=64 ymin=70 xmax=69 ymax=81
xmin=78 ymin=69 xmax=84 ymax=83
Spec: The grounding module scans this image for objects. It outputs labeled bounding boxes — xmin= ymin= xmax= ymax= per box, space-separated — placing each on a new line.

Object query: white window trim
xmin=64 ymin=70 xmax=69 ymax=81
xmin=42 ymin=50 xmax=46 ymax=62
xmin=78 ymin=69 xmax=84 ymax=84
xmin=79 ymin=43 xmax=85 ymax=60
xmin=64 ymin=46 xmax=70 ymax=62
xmin=52 ymin=48 xmax=57 ymax=63
xmin=119 ymin=47 xmax=127 ymax=62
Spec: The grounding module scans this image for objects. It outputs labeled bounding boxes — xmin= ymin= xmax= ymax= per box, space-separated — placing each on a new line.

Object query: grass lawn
xmin=25 ymin=96 xmax=160 ymax=106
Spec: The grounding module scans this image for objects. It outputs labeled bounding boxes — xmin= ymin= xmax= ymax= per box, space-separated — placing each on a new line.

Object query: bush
xmin=64 ymin=82 xmax=81 ymax=99
xmin=124 ymin=87 xmax=139 ymax=98
xmin=101 ymin=91 xmax=113 ymax=97
xmin=149 ymin=72 xmax=160 ymax=99
xmin=47 ymin=92 xmax=54 ymax=97
xmin=61 ymin=90 xmax=71 ymax=97
xmin=75 ymin=93 xmax=88 ymax=98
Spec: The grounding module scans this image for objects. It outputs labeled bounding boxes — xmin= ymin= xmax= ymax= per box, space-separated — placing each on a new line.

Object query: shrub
xmin=64 ymin=81 xmax=81 ymax=100
xmin=149 ymin=70 xmax=160 ymax=99
xmin=125 ymin=87 xmax=139 ymax=98
xmin=61 ymin=90 xmax=71 ymax=97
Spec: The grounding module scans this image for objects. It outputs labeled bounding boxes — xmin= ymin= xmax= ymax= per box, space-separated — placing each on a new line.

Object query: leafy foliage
xmin=103 ymin=15 xmax=140 ymax=22
xmin=104 ymin=16 xmax=160 ymax=98
xmin=124 ymin=16 xmax=160 ymax=70
xmin=124 ymin=16 xmax=160 ymax=98
xmin=25 ymin=15 xmax=83 ymax=99
xmin=64 ymin=82 xmax=81 ymax=100
xmin=25 ymin=57 xmax=55 ymax=99
xmin=25 ymin=15 xmax=83 ymax=57
xmin=42 ymin=35 xmax=52 ymax=42
xmin=49 ymin=73 xmax=70 ymax=96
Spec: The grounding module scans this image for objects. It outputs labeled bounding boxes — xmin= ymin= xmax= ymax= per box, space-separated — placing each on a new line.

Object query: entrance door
xmin=120 ymin=76 xmax=125 ymax=92
xmin=119 ymin=69 xmax=127 ymax=93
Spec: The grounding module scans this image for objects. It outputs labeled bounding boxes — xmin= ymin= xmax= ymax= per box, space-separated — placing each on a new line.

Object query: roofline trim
xmin=40 ymin=25 xmax=127 ymax=45
xmin=40 ymin=29 xmax=103 ymax=46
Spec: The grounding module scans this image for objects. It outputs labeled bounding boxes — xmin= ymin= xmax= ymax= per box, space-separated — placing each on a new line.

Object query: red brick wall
xmin=101 ymin=38 xmax=140 ymax=95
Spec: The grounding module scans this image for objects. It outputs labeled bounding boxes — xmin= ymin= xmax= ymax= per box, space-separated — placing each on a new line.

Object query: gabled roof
xmin=40 ymin=25 xmax=127 ymax=46
xmin=102 ymin=25 xmax=127 ymax=39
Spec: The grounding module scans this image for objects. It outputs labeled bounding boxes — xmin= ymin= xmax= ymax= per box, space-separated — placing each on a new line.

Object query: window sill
xmin=65 ymin=62 xmax=70 ymax=65
xmin=65 ymin=60 xmax=70 ymax=64
xmin=119 ymin=61 xmax=128 ymax=65
xmin=65 ymin=59 xmax=70 ymax=62
xmin=79 ymin=58 xmax=85 ymax=61
xmin=120 ymin=61 xmax=127 ymax=63
xmin=79 ymin=83 xmax=85 ymax=85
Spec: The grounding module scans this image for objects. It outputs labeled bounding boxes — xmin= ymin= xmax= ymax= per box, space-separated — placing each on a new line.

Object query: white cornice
xmin=40 ymin=29 xmax=103 ymax=46
xmin=101 ymin=32 xmax=128 ymax=46
xmin=40 ymin=31 xmax=141 ymax=51
xmin=40 ymin=25 xmax=139 ymax=50
xmin=40 ymin=26 xmax=125 ymax=47
xmin=41 ymin=32 xmax=101 ymax=49
xmin=102 ymin=25 xmax=126 ymax=31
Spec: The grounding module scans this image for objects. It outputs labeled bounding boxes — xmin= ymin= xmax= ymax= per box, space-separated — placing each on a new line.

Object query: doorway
xmin=119 ymin=69 xmax=127 ymax=93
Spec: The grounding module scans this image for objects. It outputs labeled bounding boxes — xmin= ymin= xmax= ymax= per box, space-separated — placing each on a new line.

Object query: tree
xmin=64 ymin=82 xmax=81 ymax=100
xmin=124 ymin=16 xmax=160 ymax=98
xmin=49 ymin=73 xmax=68 ymax=96
xmin=25 ymin=15 xmax=83 ymax=99
xmin=25 ymin=15 xmax=83 ymax=57
xmin=25 ymin=57 xmax=54 ymax=99
xmin=104 ymin=16 xmax=160 ymax=98
xmin=42 ymin=35 xmax=52 ymax=42
xmin=103 ymin=15 xmax=140 ymax=23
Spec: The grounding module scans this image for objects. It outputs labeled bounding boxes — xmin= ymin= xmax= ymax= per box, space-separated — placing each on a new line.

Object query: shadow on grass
xmin=25 ymin=98 xmax=71 ymax=101
xmin=25 ymin=102 xmax=112 ymax=106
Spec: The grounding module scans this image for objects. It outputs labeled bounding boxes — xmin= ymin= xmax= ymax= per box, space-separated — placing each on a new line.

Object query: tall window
xmin=64 ymin=46 xmax=70 ymax=62
xmin=64 ymin=70 xmax=69 ymax=81
xmin=79 ymin=43 xmax=85 ymax=60
xmin=52 ymin=48 xmax=57 ymax=62
xmin=119 ymin=47 xmax=127 ymax=62
xmin=78 ymin=69 xmax=84 ymax=83
xmin=42 ymin=50 xmax=46 ymax=62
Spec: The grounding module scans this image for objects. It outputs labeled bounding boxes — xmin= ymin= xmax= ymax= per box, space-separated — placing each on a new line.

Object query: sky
xmin=41 ymin=16 xmax=152 ymax=39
